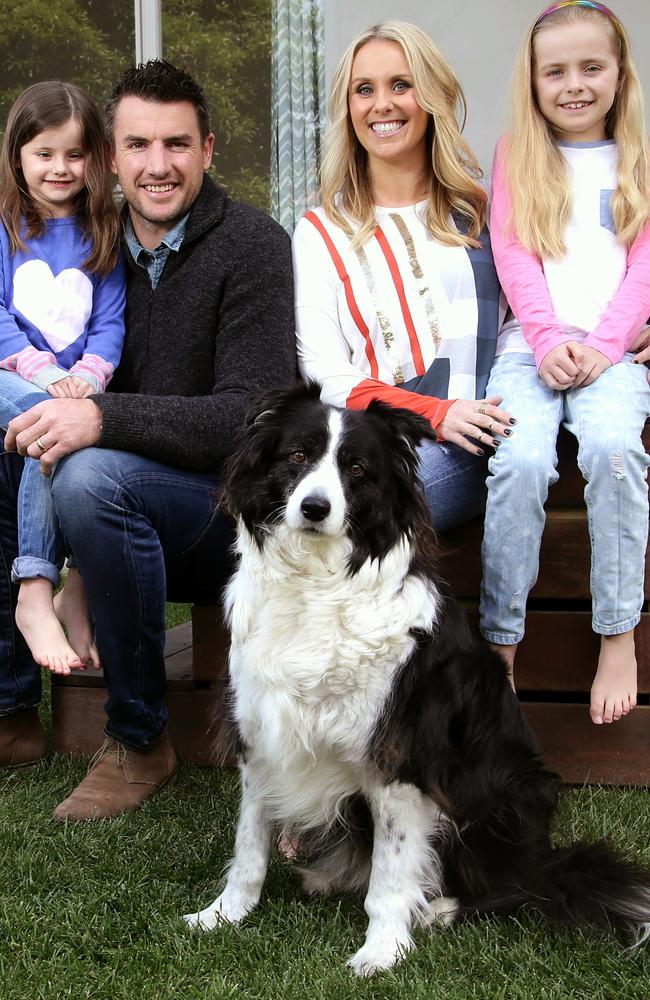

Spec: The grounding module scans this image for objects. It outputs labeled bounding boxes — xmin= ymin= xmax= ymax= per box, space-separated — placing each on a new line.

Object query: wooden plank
xmin=442 ymin=510 xmax=650 ymax=601
xmin=191 ymin=604 xmax=229 ymax=682
xmin=51 ymin=616 xmax=234 ymax=765
xmin=51 ymin=680 xmax=235 ymax=766
xmin=523 ymin=702 xmax=650 ymax=785
xmin=464 ymin=609 xmax=650 ymax=693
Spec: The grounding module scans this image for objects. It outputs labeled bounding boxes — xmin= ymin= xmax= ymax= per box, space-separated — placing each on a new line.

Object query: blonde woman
xmin=292 ymin=20 xmax=514 ymax=532
xmin=480 ymin=2 xmax=650 ymax=724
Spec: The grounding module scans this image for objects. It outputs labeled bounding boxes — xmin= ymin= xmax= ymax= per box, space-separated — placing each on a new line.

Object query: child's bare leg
xmin=590 ymin=630 xmax=637 ymax=725
xmin=54 ymin=567 xmax=100 ymax=670
xmin=489 ymin=642 xmax=518 ymax=690
xmin=15 ymin=578 xmax=83 ymax=675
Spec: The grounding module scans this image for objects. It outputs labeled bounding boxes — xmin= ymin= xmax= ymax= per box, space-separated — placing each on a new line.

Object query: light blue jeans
xmin=0 ymin=370 xmax=63 ymax=587
xmin=480 ymin=352 xmax=650 ymax=643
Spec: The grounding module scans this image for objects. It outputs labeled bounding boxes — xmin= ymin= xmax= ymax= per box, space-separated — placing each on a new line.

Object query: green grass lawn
xmin=1 ymin=614 xmax=648 ymax=999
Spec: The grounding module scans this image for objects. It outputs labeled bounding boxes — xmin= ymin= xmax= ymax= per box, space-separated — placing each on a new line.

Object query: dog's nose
xmin=300 ymin=495 xmax=331 ymax=522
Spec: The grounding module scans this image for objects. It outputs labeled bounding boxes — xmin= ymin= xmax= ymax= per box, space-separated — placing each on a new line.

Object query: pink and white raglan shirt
xmin=490 ymin=138 xmax=650 ymax=365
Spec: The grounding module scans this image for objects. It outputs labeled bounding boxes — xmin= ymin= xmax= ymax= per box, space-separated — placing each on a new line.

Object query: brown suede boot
xmin=0 ymin=707 xmax=47 ymax=768
xmin=52 ymin=732 xmax=177 ymax=822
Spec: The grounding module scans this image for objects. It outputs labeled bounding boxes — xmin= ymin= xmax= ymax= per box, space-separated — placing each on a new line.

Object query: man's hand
xmin=538 ymin=343 xmax=580 ymax=390
xmin=47 ymin=376 xmax=96 ymax=399
xmin=5 ymin=398 xmax=103 ymax=476
xmin=570 ymin=343 xmax=611 ymax=388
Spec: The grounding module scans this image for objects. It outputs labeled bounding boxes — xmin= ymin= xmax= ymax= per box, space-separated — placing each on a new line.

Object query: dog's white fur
xmin=183 ymin=411 xmax=456 ymax=975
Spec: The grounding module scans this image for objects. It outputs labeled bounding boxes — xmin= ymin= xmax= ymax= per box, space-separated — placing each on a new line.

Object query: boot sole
xmin=2 ymin=752 xmax=47 ymax=770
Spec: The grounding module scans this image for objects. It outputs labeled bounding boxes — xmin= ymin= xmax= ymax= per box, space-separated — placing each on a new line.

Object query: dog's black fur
xmin=219 ymin=381 xmax=650 ymax=945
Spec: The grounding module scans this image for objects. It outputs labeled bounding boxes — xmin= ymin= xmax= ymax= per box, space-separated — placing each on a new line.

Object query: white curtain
xmin=270 ymin=0 xmax=326 ymax=234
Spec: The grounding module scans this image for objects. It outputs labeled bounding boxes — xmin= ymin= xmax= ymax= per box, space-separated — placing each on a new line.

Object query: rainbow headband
xmin=535 ymin=1 xmax=624 ymax=39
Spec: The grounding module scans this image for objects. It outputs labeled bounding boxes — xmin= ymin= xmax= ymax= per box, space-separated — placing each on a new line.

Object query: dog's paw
xmin=300 ymin=868 xmax=336 ymax=896
xmin=347 ymin=937 xmax=411 ymax=977
xmin=182 ymin=908 xmax=221 ymax=932
xmin=182 ymin=894 xmax=249 ymax=931
xmin=420 ymin=895 xmax=459 ymax=929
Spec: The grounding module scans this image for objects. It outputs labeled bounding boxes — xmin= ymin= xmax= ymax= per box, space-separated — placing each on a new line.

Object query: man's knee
xmin=51 ymin=448 xmax=118 ymax=525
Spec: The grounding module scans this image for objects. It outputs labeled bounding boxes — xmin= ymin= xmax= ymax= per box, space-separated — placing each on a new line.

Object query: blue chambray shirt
xmin=124 ymin=213 xmax=190 ymax=288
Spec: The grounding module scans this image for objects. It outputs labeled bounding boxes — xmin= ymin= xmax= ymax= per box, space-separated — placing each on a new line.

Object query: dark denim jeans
xmin=0 ymin=442 xmax=234 ymax=750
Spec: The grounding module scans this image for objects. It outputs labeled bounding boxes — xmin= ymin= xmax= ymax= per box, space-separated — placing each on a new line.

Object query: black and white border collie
xmin=184 ymin=382 xmax=650 ymax=976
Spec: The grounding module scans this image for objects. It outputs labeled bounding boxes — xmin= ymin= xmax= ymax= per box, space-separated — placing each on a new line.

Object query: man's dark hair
xmin=105 ymin=59 xmax=211 ymax=144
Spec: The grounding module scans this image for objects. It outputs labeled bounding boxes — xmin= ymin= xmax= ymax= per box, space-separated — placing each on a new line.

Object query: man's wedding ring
xmin=36 ymin=437 xmax=46 ymax=452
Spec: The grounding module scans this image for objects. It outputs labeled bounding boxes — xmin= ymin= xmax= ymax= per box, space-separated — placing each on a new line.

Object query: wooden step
xmin=522 ymin=703 xmax=650 ymax=785
xmin=464 ymin=608 xmax=650 ymax=692
xmin=442 ymin=510 xmax=650 ymax=601
xmin=51 ymin=619 xmax=235 ymax=766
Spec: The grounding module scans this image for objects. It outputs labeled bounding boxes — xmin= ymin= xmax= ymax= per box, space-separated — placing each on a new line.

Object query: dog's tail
xmin=465 ymin=840 xmax=650 ymax=944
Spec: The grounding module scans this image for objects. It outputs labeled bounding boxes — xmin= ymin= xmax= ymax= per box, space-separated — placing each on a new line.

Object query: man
xmin=0 ymin=61 xmax=296 ymax=819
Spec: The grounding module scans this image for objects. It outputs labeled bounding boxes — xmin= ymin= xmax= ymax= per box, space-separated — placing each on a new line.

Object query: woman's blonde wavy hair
xmin=507 ymin=4 xmax=649 ymax=258
xmin=320 ymin=20 xmax=487 ymax=249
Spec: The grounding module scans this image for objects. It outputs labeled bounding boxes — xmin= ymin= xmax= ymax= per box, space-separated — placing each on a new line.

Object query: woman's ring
xmin=36 ymin=437 xmax=46 ymax=453
xmin=478 ymin=402 xmax=488 ymax=415
xmin=477 ymin=430 xmax=484 ymax=443
xmin=488 ymin=421 xmax=495 ymax=434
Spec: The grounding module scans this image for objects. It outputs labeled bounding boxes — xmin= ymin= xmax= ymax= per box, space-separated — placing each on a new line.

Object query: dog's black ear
xmin=223 ymin=381 xmax=323 ymax=524
xmin=244 ymin=380 xmax=322 ymax=429
xmin=365 ymin=401 xmax=437 ymax=474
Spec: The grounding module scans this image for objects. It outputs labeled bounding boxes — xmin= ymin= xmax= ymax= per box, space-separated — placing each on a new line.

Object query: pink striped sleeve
xmin=0 ymin=345 xmax=56 ymax=380
xmin=69 ymin=353 xmax=115 ymax=391
xmin=490 ymin=139 xmax=570 ymax=368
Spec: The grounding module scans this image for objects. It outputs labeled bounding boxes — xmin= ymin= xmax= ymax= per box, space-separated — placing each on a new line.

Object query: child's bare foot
xmin=15 ymin=578 xmax=83 ymax=675
xmin=489 ymin=642 xmax=517 ymax=690
xmin=590 ymin=631 xmax=637 ymax=725
xmin=54 ymin=568 xmax=101 ymax=670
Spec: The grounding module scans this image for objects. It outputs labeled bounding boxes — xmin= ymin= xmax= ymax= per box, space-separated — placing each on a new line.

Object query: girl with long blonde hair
xmin=293 ymin=20 xmax=513 ymax=532
xmin=480 ymin=2 xmax=650 ymax=725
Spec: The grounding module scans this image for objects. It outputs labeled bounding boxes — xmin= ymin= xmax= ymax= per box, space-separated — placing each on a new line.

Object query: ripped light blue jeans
xmin=480 ymin=352 xmax=650 ymax=643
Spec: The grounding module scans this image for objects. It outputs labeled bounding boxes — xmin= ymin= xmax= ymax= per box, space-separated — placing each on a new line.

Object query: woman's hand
xmin=438 ymin=396 xmax=515 ymax=455
xmin=631 ymin=327 xmax=650 ymax=383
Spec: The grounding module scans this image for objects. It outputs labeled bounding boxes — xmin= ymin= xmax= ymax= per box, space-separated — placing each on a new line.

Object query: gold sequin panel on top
xmin=389 ymin=211 xmax=441 ymax=352
xmin=353 ymin=242 xmax=405 ymax=385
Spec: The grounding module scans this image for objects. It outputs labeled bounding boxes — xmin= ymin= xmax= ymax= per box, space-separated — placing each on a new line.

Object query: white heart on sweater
xmin=12 ymin=259 xmax=93 ymax=353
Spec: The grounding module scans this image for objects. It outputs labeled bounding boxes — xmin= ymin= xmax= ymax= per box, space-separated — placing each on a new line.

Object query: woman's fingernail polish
xmin=477 ymin=449 xmax=484 ymax=456
xmin=503 ymin=428 xmax=512 ymax=437
xmin=509 ymin=418 xmax=517 ymax=425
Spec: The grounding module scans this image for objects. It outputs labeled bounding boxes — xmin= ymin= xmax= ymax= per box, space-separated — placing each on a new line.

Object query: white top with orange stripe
xmin=292 ymin=203 xmax=485 ymax=430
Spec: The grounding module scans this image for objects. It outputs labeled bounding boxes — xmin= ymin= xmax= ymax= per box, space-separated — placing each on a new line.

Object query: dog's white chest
xmin=226 ymin=530 xmax=438 ymax=780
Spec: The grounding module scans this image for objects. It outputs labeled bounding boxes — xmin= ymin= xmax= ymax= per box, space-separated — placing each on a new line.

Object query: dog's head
xmin=224 ymin=382 xmax=437 ymax=566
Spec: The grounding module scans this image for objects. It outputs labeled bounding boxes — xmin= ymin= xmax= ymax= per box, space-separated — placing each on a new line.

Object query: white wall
xmin=324 ymin=0 xmax=650 ymax=174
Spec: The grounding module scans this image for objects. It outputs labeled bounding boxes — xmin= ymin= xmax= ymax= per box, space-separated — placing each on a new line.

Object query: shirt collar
xmin=124 ymin=212 xmax=190 ymax=263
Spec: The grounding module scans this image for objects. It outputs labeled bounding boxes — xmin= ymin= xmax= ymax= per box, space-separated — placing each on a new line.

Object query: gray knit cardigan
xmin=92 ymin=175 xmax=297 ymax=471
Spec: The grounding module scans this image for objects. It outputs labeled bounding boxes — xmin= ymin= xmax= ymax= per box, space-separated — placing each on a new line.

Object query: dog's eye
xmin=289 ymin=450 xmax=307 ymax=464
xmin=349 ymin=463 xmax=364 ymax=477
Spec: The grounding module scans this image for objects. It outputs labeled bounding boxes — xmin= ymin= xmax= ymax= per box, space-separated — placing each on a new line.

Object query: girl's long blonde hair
xmin=0 ymin=81 xmax=120 ymax=276
xmin=320 ymin=20 xmax=487 ymax=249
xmin=507 ymin=4 xmax=649 ymax=258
